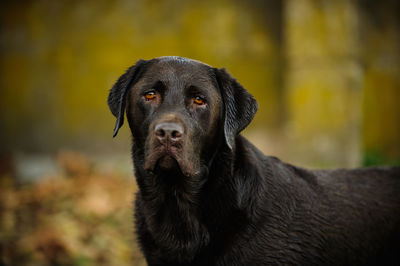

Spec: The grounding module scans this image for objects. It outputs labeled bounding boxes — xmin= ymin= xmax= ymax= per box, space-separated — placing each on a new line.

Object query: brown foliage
xmin=0 ymin=152 xmax=146 ymax=266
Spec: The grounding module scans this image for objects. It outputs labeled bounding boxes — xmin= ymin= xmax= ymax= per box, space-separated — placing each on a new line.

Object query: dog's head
xmin=108 ymin=56 xmax=257 ymax=178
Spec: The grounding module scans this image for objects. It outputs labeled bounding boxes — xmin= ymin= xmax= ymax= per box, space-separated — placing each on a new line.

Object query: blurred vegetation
xmin=1 ymin=151 xmax=146 ymax=266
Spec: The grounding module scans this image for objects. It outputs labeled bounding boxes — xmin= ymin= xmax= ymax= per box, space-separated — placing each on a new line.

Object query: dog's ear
xmin=214 ymin=68 xmax=258 ymax=149
xmin=108 ymin=59 xmax=148 ymax=137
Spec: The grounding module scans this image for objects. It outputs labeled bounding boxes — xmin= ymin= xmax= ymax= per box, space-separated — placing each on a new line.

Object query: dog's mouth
xmin=144 ymin=146 xmax=197 ymax=177
xmin=157 ymin=154 xmax=179 ymax=171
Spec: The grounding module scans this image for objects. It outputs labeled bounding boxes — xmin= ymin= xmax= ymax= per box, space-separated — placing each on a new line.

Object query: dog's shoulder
xmin=311 ymin=165 xmax=400 ymax=191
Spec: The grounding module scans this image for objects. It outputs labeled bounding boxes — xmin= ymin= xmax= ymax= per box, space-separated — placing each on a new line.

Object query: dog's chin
xmin=145 ymin=151 xmax=199 ymax=178
xmin=157 ymin=155 xmax=180 ymax=172
xmin=144 ymin=151 xmax=184 ymax=175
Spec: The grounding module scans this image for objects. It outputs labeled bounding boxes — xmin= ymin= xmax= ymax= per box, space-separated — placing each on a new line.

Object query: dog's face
xmin=108 ymin=56 xmax=257 ymax=179
xmin=127 ymin=58 xmax=223 ymax=177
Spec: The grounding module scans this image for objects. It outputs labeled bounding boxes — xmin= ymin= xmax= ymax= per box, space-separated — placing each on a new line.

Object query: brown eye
xmin=144 ymin=91 xmax=156 ymax=101
xmin=193 ymin=96 xmax=206 ymax=105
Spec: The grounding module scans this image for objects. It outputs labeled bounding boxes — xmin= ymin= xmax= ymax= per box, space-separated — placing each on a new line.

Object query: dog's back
xmin=260 ymin=153 xmax=400 ymax=265
xmin=313 ymin=166 xmax=400 ymax=265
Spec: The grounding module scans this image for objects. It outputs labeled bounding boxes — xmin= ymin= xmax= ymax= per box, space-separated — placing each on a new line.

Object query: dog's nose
xmin=155 ymin=122 xmax=183 ymax=143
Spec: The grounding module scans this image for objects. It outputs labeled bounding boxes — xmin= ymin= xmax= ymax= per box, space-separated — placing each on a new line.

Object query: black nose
xmin=155 ymin=122 xmax=184 ymax=143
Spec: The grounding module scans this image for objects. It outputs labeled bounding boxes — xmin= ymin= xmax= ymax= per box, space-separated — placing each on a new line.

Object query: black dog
xmin=108 ymin=56 xmax=400 ymax=266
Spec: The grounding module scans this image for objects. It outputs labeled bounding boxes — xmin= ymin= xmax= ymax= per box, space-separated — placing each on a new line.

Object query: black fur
xmin=108 ymin=59 xmax=148 ymax=137
xmin=108 ymin=56 xmax=400 ymax=266
xmin=214 ymin=68 xmax=258 ymax=149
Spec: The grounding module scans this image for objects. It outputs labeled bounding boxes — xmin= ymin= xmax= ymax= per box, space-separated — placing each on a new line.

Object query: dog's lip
xmin=161 ymin=146 xmax=179 ymax=158
xmin=156 ymin=154 xmax=179 ymax=171
xmin=144 ymin=147 xmax=179 ymax=171
xmin=144 ymin=146 xmax=197 ymax=177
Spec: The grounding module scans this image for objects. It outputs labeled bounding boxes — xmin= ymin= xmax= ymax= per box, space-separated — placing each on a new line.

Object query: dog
xmin=108 ymin=56 xmax=400 ymax=266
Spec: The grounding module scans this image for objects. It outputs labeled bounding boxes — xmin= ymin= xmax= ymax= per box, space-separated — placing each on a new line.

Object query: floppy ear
xmin=108 ymin=59 xmax=148 ymax=137
xmin=214 ymin=68 xmax=258 ymax=149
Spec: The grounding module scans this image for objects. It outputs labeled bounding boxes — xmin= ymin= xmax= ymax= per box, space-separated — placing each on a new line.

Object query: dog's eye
xmin=144 ymin=91 xmax=157 ymax=101
xmin=193 ymin=96 xmax=206 ymax=105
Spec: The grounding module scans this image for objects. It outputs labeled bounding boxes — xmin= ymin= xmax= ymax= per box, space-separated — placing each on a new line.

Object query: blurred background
xmin=1 ymin=0 xmax=399 ymax=265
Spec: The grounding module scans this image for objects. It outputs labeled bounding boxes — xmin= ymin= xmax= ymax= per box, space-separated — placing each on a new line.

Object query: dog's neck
xmin=131 ymin=139 xmax=245 ymax=262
